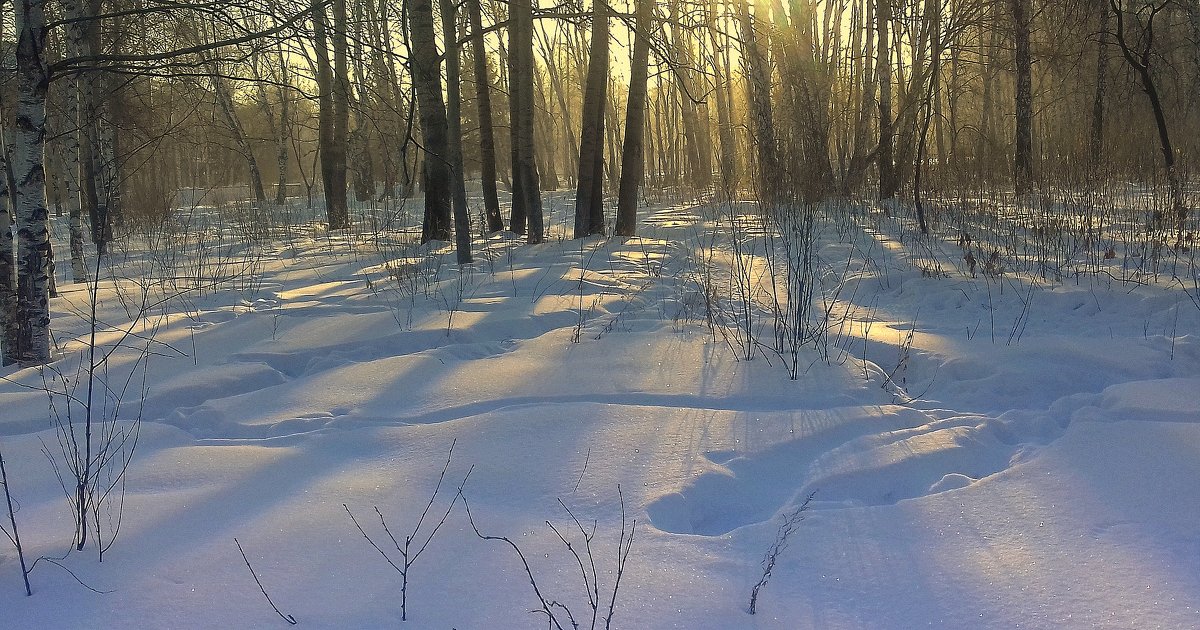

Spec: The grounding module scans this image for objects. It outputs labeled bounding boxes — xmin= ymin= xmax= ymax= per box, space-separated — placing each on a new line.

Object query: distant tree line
xmin=2 ymin=0 xmax=1199 ymax=364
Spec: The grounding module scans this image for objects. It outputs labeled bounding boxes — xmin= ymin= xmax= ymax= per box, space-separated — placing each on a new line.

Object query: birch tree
xmin=12 ymin=0 xmax=52 ymax=364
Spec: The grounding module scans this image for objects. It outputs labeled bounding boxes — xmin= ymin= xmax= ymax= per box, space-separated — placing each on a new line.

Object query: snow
xmin=2 ymin=198 xmax=1199 ymax=628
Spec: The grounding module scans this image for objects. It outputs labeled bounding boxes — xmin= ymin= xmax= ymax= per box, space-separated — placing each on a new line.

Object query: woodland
xmin=0 ymin=0 xmax=1198 ymax=628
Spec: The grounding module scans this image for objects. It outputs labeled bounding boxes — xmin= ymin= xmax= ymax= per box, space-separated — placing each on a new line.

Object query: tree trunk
xmin=668 ymin=0 xmax=710 ymax=190
xmin=1011 ymin=0 xmax=1034 ymax=197
xmin=59 ymin=0 xmax=88 ymax=282
xmin=314 ymin=0 xmax=350 ymax=229
xmin=574 ymin=0 xmax=609 ymax=239
xmin=1110 ymin=0 xmax=1186 ymax=236
xmin=349 ymin=0 xmax=377 ymax=203
xmin=708 ymin=0 xmax=738 ymax=192
xmin=537 ymin=28 xmax=581 ymax=186
xmin=276 ymin=56 xmax=290 ymax=206
xmin=534 ymin=71 xmax=560 ymax=190
xmin=912 ymin=0 xmax=941 ymax=234
xmin=410 ymin=0 xmax=453 ymax=242
xmin=510 ymin=0 xmax=544 ymax=242
xmin=738 ymin=0 xmax=783 ymax=205
xmin=331 ymin=0 xmax=351 ymax=226
xmin=507 ymin=2 xmax=526 ymax=235
xmin=604 ymin=86 xmax=621 ymax=191
xmin=842 ymin=0 xmax=876 ymax=194
xmin=1089 ymin=0 xmax=1109 ymax=176
xmin=210 ymin=66 xmax=268 ymax=210
xmin=441 ymin=0 xmax=473 ymax=262
xmin=616 ymin=0 xmax=652 ymax=236
xmin=313 ymin=0 xmax=348 ymax=229
xmin=467 ymin=0 xmax=504 ymax=232
xmin=877 ymin=0 xmax=897 ymax=200
xmin=13 ymin=0 xmax=52 ymax=364
xmin=0 ymin=136 xmax=19 ymax=366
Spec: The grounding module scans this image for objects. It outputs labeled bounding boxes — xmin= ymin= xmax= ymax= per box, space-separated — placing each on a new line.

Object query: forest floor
xmin=2 ymin=194 xmax=1199 ymax=628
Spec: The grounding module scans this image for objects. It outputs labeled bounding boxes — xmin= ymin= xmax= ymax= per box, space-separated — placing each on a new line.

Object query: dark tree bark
xmin=707 ymin=0 xmax=738 ymax=192
xmin=877 ymin=0 xmax=898 ymax=200
xmin=331 ymin=0 xmax=351 ymax=226
xmin=1110 ymin=0 xmax=1186 ymax=237
xmin=573 ymin=0 xmax=609 ymax=239
xmin=275 ymin=55 xmax=291 ymax=206
xmin=0 ymin=136 xmax=18 ymax=365
xmin=738 ymin=0 xmax=783 ymax=205
xmin=1090 ymin=0 xmax=1109 ymax=178
xmin=507 ymin=1 xmax=526 ymax=235
xmin=912 ymin=0 xmax=941 ymax=234
xmin=441 ymin=0 xmax=473 ymax=262
xmin=209 ymin=65 xmax=268 ymax=209
xmin=467 ymin=0 xmax=504 ymax=232
xmin=409 ymin=0 xmax=453 ymax=242
xmin=349 ymin=0 xmax=376 ymax=203
xmin=1011 ymin=0 xmax=1034 ymax=197
xmin=313 ymin=0 xmax=349 ymax=229
xmin=509 ymin=0 xmax=544 ymax=242
xmin=616 ymin=0 xmax=652 ymax=236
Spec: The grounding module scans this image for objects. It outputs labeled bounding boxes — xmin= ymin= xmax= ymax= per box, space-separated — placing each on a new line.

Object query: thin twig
xmin=572 ymin=448 xmax=591 ymax=494
xmin=0 ymin=444 xmax=32 ymax=596
xmin=234 ymin=538 xmax=296 ymax=625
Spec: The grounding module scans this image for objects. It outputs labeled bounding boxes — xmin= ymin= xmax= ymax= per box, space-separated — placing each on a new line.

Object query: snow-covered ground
xmin=2 ymin=198 xmax=1199 ymax=628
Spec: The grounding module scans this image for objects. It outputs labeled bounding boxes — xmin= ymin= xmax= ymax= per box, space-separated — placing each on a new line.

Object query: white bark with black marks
xmin=13 ymin=0 xmax=53 ymax=364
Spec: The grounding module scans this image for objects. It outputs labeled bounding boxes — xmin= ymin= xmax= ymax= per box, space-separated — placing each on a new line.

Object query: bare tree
xmin=1012 ymin=0 xmax=1035 ymax=196
xmin=314 ymin=0 xmax=350 ymax=230
xmin=509 ymin=0 xmax=544 ymax=242
xmin=467 ymin=0 xmax=505 ymax=232
xmin=574 ymin=0 xmax=609 ymax=239
xmin=615 ymin=0 xmax=652 ymax=236
xmin=877 ymin=0 xmax=898 ymax=200
xmin=738 ymin=0 xmax=782 ymax=205
xmin=441 ymin=0 xmax=473 ymax=261
xmin=1110 ymin=0 xmax=1187 ymax=238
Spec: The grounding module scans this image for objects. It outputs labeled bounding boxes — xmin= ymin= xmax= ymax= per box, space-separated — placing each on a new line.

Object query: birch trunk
xmin=13 ymin=0 xmax=52 ymax=364
xmin=0 ymin=135 xmax=18 ymax=365
xmin=59 ymin=0 xmax=88 ymax=281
